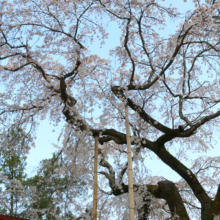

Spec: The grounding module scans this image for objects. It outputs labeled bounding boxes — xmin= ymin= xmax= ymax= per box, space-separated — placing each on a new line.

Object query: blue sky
xmin=26 ymin=0 xmax=198 ymax=181
xmin=22 ymin=2 xmax=220 ymax=219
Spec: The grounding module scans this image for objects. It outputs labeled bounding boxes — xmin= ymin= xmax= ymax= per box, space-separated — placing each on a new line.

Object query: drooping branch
xmin=98 ymin=153 xmax=189 ymax=219
xmin=98 ymin=130 xmax=211 ymax=212
xmin=151 ymin=142 xmax=211 ymax=206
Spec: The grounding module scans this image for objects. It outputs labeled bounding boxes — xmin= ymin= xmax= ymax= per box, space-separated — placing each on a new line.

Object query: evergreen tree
xmin=25 ymin=152 xmax=87 ymax=220
xmin=0 ymin=127 xmax=29 ymax=217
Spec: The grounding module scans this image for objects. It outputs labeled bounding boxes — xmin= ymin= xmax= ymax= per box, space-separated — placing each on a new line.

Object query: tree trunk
xmin=10 ymin=193 xmax=14 ymax=216
xmin=157 ymin=181 xmax=189 ymax=220
xmin=201 ymin=202 xmax=214 ymax=220
xmin=10 ymin=170 xmax=14 ymax=216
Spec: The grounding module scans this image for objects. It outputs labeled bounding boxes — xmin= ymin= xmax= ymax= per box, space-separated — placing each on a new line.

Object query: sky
xmin=26 ymin=0 xmax=199 ymax=181
xmin=1 ymin=1 xmax=220 ymax=220
xmin=15 ymin=1 xmax=220 ymax=219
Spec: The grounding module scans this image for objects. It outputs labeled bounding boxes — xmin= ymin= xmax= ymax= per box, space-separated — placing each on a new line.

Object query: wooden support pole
xmin=93 ymin=135 xmax=98 ymax=220
xmin=125 ymin=104 xmax=135 ymax=220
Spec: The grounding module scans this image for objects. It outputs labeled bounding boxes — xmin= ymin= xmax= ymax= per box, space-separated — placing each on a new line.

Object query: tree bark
xmin=99 ymin=155 xmax=190 ymax=219
xmin=151 ymin=142 xmax=211 ymax=206
xmin=157 ymin=181 xmax=189 ymax=220
xmin=10 ymin=193 xmax=14 ymax=216
xmin=201 ymin=202 xmax=214 ymax=220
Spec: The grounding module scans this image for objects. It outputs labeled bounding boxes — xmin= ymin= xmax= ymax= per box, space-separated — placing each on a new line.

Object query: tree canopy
xmin=1 ymin=0 xmax=220 ymax=219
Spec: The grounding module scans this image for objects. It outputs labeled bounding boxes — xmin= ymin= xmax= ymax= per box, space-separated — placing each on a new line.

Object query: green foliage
xmin=0 ymin=127 xmax=28 ymax=217
xmin=0 ymin=128 xmax=87 ymax=219
xmin=0 ymin=127 xmax=27 ymax=183
xmin=24 ymin=153 xmax=87 ymax=220
xmin=0 ymin=153 xmax=27 ymax=183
